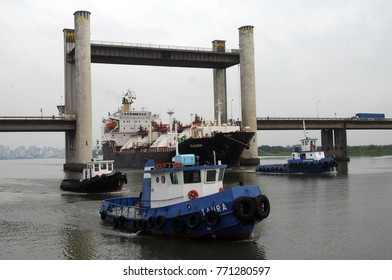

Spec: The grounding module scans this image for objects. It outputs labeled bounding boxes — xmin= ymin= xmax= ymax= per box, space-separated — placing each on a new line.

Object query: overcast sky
xmin=1 ymin=0 xmax=391 ymax=148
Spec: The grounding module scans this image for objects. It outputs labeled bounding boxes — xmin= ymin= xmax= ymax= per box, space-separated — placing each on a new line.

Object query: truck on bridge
xmin=355 ymin=113 xmax=385 ymax=119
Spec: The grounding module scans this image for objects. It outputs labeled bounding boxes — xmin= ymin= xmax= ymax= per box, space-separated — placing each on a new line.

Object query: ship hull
xmin=102 ymin=146 xmax=176 ymax=169
xmin=60 ymin=171 xmax=127 ymax=193
xmin=255 ymin=158 xmax=337 ymax=174
xmin=102 ymin=131 xmax=255 ymax=168
xmin=99 ymin=185 xmax=269 ymax=240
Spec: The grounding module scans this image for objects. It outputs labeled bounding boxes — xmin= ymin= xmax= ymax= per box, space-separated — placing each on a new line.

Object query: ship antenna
xmin=303 ymin=120 xmax=308 ymax=138
xmin=175 ymin=122 xmax=179 ymax=156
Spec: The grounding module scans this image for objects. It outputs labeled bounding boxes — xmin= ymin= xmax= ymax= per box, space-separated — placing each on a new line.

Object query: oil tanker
xmin=100 ymin=90 xmax=255 ymax=168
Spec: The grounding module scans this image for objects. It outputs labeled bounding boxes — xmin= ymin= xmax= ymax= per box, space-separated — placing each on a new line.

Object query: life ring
xmin=187 ymin=212 xmax=201 ymax=229
xmin=171 ymin=216 xmax=185 ymax=233
xmin=147 ymin=216 xmax=156 ymax=228
xmin=205 ymin=210 xmax=220 ymax=227
xmin=154 ymin=215 xmax=166 ymax=230
xmin=233 ymin=196 xmax=256 ymax=223
xmin=135 ymin=219 xmax=146 ymax=230
xmin=100 ymin=211 xmax=107 ymax=220
xmin=188 ymin=190 xmax=199 ymax=200
xmin=254 ymin=195 xmax=270 ymax=220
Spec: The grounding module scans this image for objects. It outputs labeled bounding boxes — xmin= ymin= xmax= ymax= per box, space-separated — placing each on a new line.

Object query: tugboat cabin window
xmin=170 ymin=173 xmax=179 ymax=184
xmin=218 ymin=169 xmax=224 ymax=181
xmin=183 ymin=170 xmax=201 ymax=184
xmin=101 ymin=163 xmax=107 ymax=170
xmin=206 ymin=170 xmax=217 ymax=183
xmin=94 ymin=164 xmax=99 ymax=171
xmin=108 ymin=163 xmax=113 ymax=171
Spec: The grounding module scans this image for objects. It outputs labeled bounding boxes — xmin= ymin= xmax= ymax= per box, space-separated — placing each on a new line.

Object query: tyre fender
xmin=233 ymin=196 xmax=256 ymax=223
xmin=255 ymin=195 xmax=270 ymax=220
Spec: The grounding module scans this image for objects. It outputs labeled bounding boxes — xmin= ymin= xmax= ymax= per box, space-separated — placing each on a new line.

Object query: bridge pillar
xmin=321 ymin=129 xmax=334 ymax=158
xmin=212 ymin=40 xmax=227 ymax=124
xmin=63 ymin=28 xmax=76 ymax=169
xmin=238 ymin=26 xmax=259 ymax=165
xmin=334 ymin=128 xmax=349 ymax=161
xmin=63 ymin=11 xmax=93 ymax=171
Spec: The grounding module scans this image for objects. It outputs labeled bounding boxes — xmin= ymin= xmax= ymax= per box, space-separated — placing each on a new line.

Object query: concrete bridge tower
xmin=212 ymin=40 xmax=228 ymax=124
xmin=63 ymin=11 xmax=92 ymax=171
xmin=238 ymin=26 xmax=259 ymax=165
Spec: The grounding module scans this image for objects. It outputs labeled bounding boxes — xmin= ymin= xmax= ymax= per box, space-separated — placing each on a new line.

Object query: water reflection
xmin=132 ymin=234 xmax=266 ymax=260
xmin=336 ymin=160 xmax=349 ymax=175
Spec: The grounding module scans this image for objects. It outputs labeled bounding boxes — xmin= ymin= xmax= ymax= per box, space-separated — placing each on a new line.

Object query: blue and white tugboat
xmin=99 ymin=153 xmax=270 ymax=240
xmin=256 ymin=122 xmax=337 ymax=174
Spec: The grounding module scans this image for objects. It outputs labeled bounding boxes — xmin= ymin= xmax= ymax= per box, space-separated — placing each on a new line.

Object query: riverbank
xmin=258 ymin=145 xmax=392 ymax=157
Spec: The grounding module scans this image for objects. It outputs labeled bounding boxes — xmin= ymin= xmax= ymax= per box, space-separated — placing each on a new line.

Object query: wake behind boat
xmin=99 ymin=153 xmax=270 ymax=240
xmin=256 ymin=121 xmax=337 ymax=174
xmin=60 ymin=159 xmax=127 ymax=193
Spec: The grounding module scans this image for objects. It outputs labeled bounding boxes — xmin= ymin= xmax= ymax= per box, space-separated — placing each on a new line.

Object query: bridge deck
xmin=66 ymin=41 xmax=240 ymax=69
xmin=256 ymin=118 xmax=392 ymax=130
xmin=0 ymin=116 xmax=76 ymax=132
xmin=1 ymin=116 xmax=391 ymax=132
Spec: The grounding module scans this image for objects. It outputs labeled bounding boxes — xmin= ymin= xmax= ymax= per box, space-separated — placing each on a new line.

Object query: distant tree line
xmin=258 ymin=145 xmax=392 ymax=157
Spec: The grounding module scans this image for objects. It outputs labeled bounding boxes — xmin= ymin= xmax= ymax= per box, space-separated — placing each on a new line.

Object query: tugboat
xmin=256 ymin=121 xmax=337 ymax=174
xmin=60 ymin=159 xmax=127 ymax=193
xmin=99 ymin=153 xmax=270 ymax=240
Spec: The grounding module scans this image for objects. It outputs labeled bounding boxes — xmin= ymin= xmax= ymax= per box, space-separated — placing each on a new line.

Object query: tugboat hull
xmin=256 ymin=158 xmax=337 ymax=174
xmin=60 ymin=171 xmax=127 ymax=193
xmin=99 ymin=186 xmax=270 ymax=240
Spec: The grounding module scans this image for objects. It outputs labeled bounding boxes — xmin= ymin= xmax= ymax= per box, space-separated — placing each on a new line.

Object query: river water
xmin=0 ymin=156 xmax=392 ymax=260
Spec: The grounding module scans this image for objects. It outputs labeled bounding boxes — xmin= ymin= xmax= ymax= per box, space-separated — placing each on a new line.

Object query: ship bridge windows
xmin=206 ymin=170 xmax=217 ymax=183
xmin=218 ymin=169 xmax=224 ymax=181
xmin=184 ymin=170 xmax=201 ymax=184
xmin=170 ymin=173 xmax=179 ymax=184
xmin=94 ymin=164 xmax=99 ymax=172
xmin=100 ymin=163 xmax=107 ymax=170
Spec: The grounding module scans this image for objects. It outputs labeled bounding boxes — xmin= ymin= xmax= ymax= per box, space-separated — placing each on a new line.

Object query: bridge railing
xmin=256 ymin=117 xmax=391 ymax=121
xmin=91 ymin=40 xmax=239 ymax=54
xmin=0 ymin=116 xmax=76 ymax=120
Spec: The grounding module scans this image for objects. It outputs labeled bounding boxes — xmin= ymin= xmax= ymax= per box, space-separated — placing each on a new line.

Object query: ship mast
xmin=302 ymin=120 xmax=308 ymax=139
xmin=216 ymin=99 xmax=222 ymax=126
xmin=122 ymin=89 xmax=136 ymax=112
